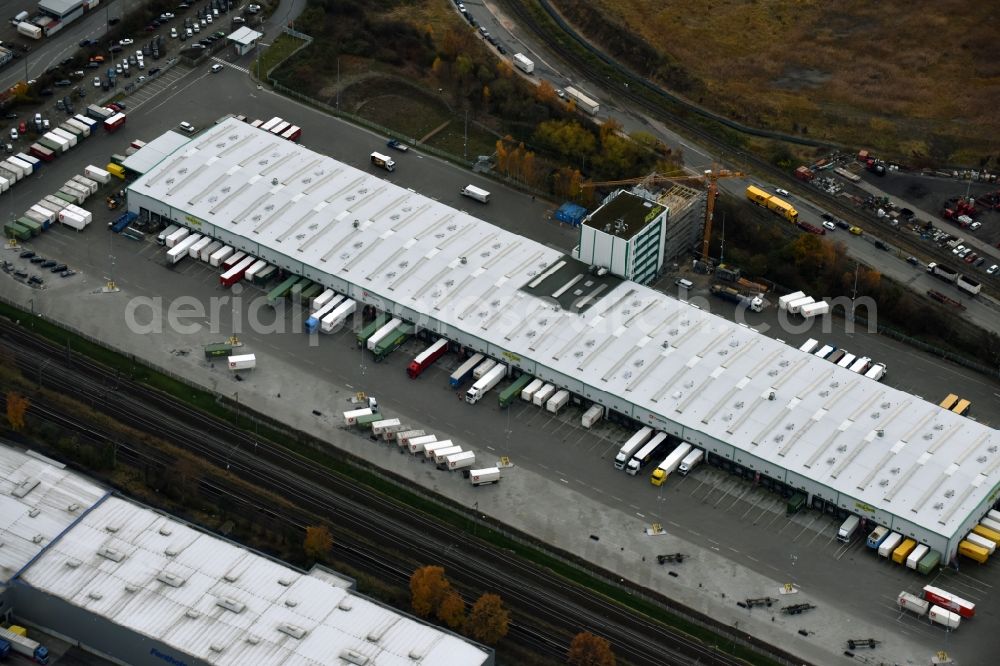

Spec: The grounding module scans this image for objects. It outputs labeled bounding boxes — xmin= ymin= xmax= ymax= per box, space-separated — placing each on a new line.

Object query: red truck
xmin=407 ymin=338 xmax=448 ymax=378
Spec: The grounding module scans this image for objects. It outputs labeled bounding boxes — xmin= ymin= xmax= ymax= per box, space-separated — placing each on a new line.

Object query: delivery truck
xmin=366 ymin=317 xmax=403 ymax=351
xmin=837 ymin=515 xmax=860 ymax=543
xmin=677 ymin=448 xmax=704 ymax=475
xmin=928 ymin=605 xmax=961 ymax=629
xmin=320 ymin=299 xmax=356 ymax=333
xmin=866 ymin=526 xmax=890 ymax=549
xmin=614 ymin=427 xmax=654 ymax=471
xmin=167 ymin=233 xmax=203 ymax=264
xmin=466 ymin=364 xmax=507 ymax=404
xmin=498 ymin=374 xmax=533 ymax=408
xmin=649 ymin=441 xmax=693 ymax=485
xmin=305 ymin=296 xmax=344 ymax=333
xmin=470 ymin=467 xmax=500 ymax=486
xmin=460 ymin=184 xmax=490 ymax=203
xmin=370 ymin=151 xmax=395 ymax=172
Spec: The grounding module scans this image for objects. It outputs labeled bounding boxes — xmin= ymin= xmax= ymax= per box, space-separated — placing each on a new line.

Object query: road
xmin=461 ymin=0 xmax=1000 ymax=334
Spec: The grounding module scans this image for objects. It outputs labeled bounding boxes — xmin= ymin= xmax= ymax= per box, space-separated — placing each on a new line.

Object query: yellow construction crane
xmin=583 ymin=165 xmax=744 ymax=261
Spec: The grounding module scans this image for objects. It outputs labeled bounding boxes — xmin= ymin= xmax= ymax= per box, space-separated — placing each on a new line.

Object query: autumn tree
xmin=303 ymin=525 xmax=333 ymax=560
xmin=466 ymin=593 xmax=509 ymax=645
xmin=567 ymin=632 xmax=616 ymax=666
xmin=6 ymin=392 xmax=29 ymax=431
xmin=436 ymin=588 xmax=466 ymax=631
xmin=410 ymin=566 xmax=452 ymax=618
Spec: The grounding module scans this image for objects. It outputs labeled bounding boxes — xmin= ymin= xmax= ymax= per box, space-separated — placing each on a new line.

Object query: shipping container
xmin=311 ymin=288 xmax=336 ymax=310
xmin=15 ymin=153 xmax=40 ymax=171
xmin=84 ymin=164 xmax=111 ymax=183
xmin=866 ymin=526 xmax=890 ymax=549
xmin=220 ymin=256 xmax=256 ymax=286
xmin=188 ymin=236 xmax=213 ymax=259
xmin=470 ymin=467 xmax=500 ymax=486
xmin=166 ymin=233 xmax=202 ymax=264
xmin=408 ymin=338 xmax=449 ymax=379
xmin=209 ymin=245 xmax=235 ymax=267
xmin=892 ymin=539 xmax=917 ymax=564
xmin=917 ymin=550 xmax=941 ymax=576
xmin=520 ymin=378 xmax=544 ymax=402
xmin=897 ymin=591 xmax=929 ymax=616
xmin=199 ymin=241 xmax=224 ymax=263
xmin=164 ymin=227 xmax=190 ymax=248
xmin=424 ymin=440 xmax=456 ymax=460
xmin=472 ymin=358 xmax=497 ymax=380
xmin=342 ymin=408 xmax=373 ymax=426
xmin=906 ymin=544 xmax=930 ymax=570
xmin=448 ymin=352 xmax=484 ymax=388
xmin=319 ymin=299 xmax=356 ymax=333
xmin=965 ymin=533 xmax=996 ymax=555
xmin=496 ymin=374 xmax=533 ymax=408
xmin=922 ymin=585 xmax=975 ymax=618
xmin=227 ymin=354 xmax=256 ymax=371
xmin=532 ymin=383 xmax=555 ymax=407
xmin=546 ymin=389 xmax=570 ymax=413
xmin=243 ymin=259 xmax=269 ymax=282
xmin=928 ymin=605 xmax=961 ymax=629
xmin=971 ymin=523 xmax=1000 ymax=546
xmin=878 ymin=532 xmax=903 ymax=558
xmin=223 ymin=250 xmax=249 ymax=268
xmin=446 ymin=450 xmax=476 ymax=470
xmin=356 ymin=313 xmax=391 ymax=348
xmin=407 ymin=435 xmax=439 ymax=455
xmin=29 ymin=143 xmax=55 ymax=162
xmin=395 ymin=430 xmax=426 ymax=447
xmin=366 ymin=317 xmax=403 ymax=351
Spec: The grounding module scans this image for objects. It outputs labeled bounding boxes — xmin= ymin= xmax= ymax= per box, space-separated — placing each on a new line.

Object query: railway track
xmin=500 ymin=0 xmax=999 ymax=301
xmin=0 ymin=319 xmax=781 ymax=666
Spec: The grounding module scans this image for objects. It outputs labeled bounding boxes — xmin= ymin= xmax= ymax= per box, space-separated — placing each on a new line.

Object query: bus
xmin=939 ymin=394 xmax=959 ymax=410
xmin=952 ymin=399 xmax=971 ymax=417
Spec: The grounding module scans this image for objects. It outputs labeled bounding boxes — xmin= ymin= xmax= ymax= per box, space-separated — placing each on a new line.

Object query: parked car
xmin=822 ymin=221 xmax=835 ymax=232
xmin=987 ymin=264 xmax=999 ymax=275
xmin=775 ymin=188 xmax=790 ymax=196
xmin=386 ymin=139 xmax=408 ymax=152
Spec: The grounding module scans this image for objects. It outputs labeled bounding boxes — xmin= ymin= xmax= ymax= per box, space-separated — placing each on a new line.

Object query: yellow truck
xmin=891 ymin=538 xmax=917 ymax=564
xmin=959 ymin=540 xmax=989 ymax=564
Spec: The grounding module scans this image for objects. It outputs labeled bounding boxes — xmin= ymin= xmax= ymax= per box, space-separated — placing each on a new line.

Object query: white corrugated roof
xmin=19 ymin=496 xmax=490 ymax=665
xmin=0 ymin=446 xmax=107 ymax=583
xmin=121 ymin=130 xmax=193 ymax=175
xmin=129 ymin=118 xmax=1000 ymax=542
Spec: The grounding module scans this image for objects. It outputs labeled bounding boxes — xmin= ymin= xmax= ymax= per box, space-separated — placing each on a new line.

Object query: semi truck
xmin=928 ymin=605 xmax=961 ymax=629
xmin=470 ymin=467 xmax=500 ymax=486
xmin=956 ymin=275 xmax=981 ymax=296
xmin=959 ymin=540 xmax=990 ymax=563
xmin=926 ymin=262 xmax=958 ymax=283
xmin=167 ymin=234 xmax=203 ymax=264
xmin=878 ymin=532 xmax=903 ymax=558
xmin=372 ymin=324 xmax=411 ymax=361
xmin=396 ymin=430 xmax=426 ymax=447
xmin=520 ymin=378 xmax=544 ymax=402
xmin=370 ymin=151 xmax=395 ymax=172
xmin=513 ymin=53 xmax=534 ymax=74
xmin=199 ymin=241 xmax=224 ymax=262
xmin=306 ymin=296 xmax=345 ymax=333
xmin=614 ymin=426 xmax=654 ymax=470
xmin=407 ymin=435 xmax=439 ymax=455
xmin=17 ymin=21 xmax=43 ymax=39
xmin=209 ymin=245 xmax=234 ymax=266
xmin=709 ymin=284 xmax=764 ymax=312
xmin=897 ymin=591 xmax=929 ymax=616
xmin=433 ymin=446 xmax=463 ymax=466
xmin=164 ymin=227 xmax=190 ymax=248
xmin=460 ymin=184 xmax=490 ymax=203
xmin=311 ymin=288 xmax=336 ymax=310
xmin=466 ymin=364 xmax=507 ymax=404
xmin=407 ymin=338 xmax=449 ymax=378
xmin=649 ymin=441 xmax=693 ymax=486
xmin=626 ymin=432 xmax=669 ymax=476
xmin=923 ymin=585 xmax=975 ymax=618
xmin=449 ymin=353 xmax=485 ymax=388
xmin=0 ymin=626 xmax=49 ymax=663
xmin=320 ymin=299 xmax=356 ymax=333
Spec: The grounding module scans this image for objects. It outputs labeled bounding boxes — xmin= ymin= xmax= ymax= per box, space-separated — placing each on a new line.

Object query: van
xmin=179 ymin=121 xmax=195 ymax=134
xmin=675 ymin=278 xmax=693 ymax=290
xmin=837 ymin=515 xmax=860 ymax=542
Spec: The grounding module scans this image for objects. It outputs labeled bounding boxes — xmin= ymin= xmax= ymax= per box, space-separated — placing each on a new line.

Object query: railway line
xmin=500 ymin=0 xmax=998 ymax=301
xmin=0 ymin=318 xmax=784 ymax=666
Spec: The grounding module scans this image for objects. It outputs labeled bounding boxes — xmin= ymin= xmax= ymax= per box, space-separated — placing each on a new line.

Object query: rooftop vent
xmin=245 ymin=635 xmax=261 ymax=645
xmin=31 ymin=534 xmax=43 ymax=544
xmin=185 ymin=609 xmax=202 ymax=620
xmin=98 ymin=547 xmax=125 ymax=563
xmin=277 ymin=623 xmax=306 ymax=640
xmin=284 ymin=599 xmax=298 ymax=608
xmin=216 ymin=596 xmax=246 ymax=614
xmin=157 ymin=572 xmax=186 ymax=588
xmin=339 ymin=650 xmax=369 ymax=666
xmin=67 ymin=502 xmax=80 ymax=513
xmin=125 ymin=583 xmax=139 ymax=593
xmin=28 ymin=508 xmax=40 ymax=518
xmin=12 ymin=478 xmax=40 ymax=498
xmin=209 ymin=643 xmax=224 ymax=653
xmin=271 ymin=177 xmax=279 ymax=186
xmin=277 ymin=576 xmax=294 ymax=587
xmin=65 ymin=558 xmax=82 ymax=569
xmin=338 ymin=598 xmax=354 ymax=611
xmin=159 ymin=526 xmax=174 ymax=536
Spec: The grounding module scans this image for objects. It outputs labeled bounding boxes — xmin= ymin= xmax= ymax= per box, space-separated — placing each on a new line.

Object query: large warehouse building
xmin=1 ymin=446 xmax=494 ymax=666
xmin=124 ymin=117 xmax=1000 ymax=561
